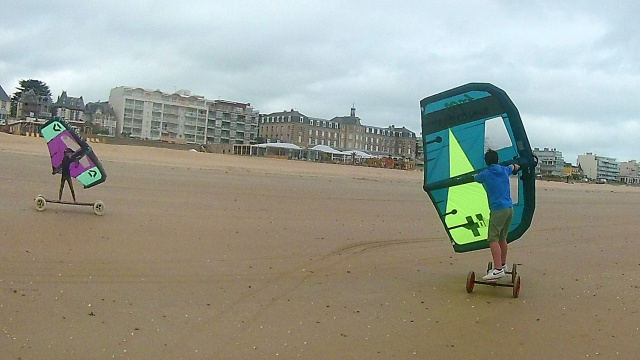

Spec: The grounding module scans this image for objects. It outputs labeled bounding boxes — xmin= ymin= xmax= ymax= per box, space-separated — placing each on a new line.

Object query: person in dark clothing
xmin=53 ymin=148 xmax=77 ymax=202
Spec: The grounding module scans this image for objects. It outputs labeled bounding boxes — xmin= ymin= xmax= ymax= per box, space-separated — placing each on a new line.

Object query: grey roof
xmin=85 ymin=101 xmax=115 ymax=116
xmin=53 ymin=91 xmax=85 ymax=110
xmin=330 ymin=115 xmax=361 ymax=125
xmin=0 ymin=85 xmax=10 ymax=101
xmin=264 ymin=109 xmax=307 ymax=118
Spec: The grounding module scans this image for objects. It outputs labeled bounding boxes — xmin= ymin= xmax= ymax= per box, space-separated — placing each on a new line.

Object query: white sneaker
xmin=502 ymin=264 xmax=509 ymax=274
xmin=483 ymin=268 xmax=505 ymax=281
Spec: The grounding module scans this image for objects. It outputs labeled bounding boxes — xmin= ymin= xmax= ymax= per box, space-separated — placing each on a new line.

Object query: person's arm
xmin=509 ymin=164 xmax=521 ymax=175
xmin=52 ymin=163 xmax=62 ymax=175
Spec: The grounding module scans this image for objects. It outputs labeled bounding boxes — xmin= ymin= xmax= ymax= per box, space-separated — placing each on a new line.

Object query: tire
xmin=513 ymin=275 xmax=521 ymax=298
xmin=511 ymin=264 xmax=518 ymax=282
xmin=466 ymin=271 xmax=475 ymax=293
xmin=487 ymin=262 xmax=493 ymax=273
xmin=93 ymin=200 xmax=105 ymax=216
xmin=35 ymin=196 xmax=47 ymax=211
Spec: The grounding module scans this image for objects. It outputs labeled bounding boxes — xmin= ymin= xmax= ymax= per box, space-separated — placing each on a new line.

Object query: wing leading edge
xmin=420 ymin=83 xmax=536 ymax=253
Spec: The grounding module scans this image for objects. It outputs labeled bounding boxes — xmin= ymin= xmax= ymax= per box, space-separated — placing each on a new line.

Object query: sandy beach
xmin=1 ymin=132 xmax=640 ymax=359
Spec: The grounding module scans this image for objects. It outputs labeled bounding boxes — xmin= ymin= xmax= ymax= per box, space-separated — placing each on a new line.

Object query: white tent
xmin=251 ymin=142 xmax=302 ymax=158
xmin=342 ymin=150 xmax=374 ymax=159
xmin=310 ymin=144 xmax=344 ymax=154
xmin=252 ymin=142 xmax=302 ymax=150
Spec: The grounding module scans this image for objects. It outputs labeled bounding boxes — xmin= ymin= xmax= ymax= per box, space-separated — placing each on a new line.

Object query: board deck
xmin=35 ymin=195 xmax=105 ymax=215
xmin=45 ymin=199 xmax=95 ymax=206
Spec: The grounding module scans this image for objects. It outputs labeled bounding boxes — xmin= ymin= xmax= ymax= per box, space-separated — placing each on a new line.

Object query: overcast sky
xmin=2 ymin=1 xmax=639 ymax=162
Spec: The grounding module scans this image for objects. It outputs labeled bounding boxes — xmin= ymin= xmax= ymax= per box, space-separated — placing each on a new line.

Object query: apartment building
xmin=206 ymin=100 xmax=259 ymax=144
xmin=259 ymin=106 xmax=417 ymax=158
xmin=619 ymin=160 xmax=639 ymax=185
xmin=533 ymin=147 xmax=565 ymax=176
xmin=577 ymin=152 xmax=620 ymax=182
xmin=108 ymin=86 xmax=258 ymax=145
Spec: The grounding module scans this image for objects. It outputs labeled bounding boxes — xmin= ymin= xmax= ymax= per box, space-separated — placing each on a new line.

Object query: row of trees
xmin=9 ymin=79 xmax=52 ymax=117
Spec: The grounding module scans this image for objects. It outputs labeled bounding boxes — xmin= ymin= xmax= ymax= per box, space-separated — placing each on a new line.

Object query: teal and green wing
xmin=420 ymin=83 xmax=536 ymax=253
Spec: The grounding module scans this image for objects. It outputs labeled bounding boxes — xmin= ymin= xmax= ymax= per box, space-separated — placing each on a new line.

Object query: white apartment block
xmin=206 ymin=100 xmax=259 ymax=145
xmin=533 ymin=147 xmax=565 ymax=176
xmin=108 ymin=86 xmax=258 ymax=145
xmin=577 ymin=152 xmax=620 ymax=182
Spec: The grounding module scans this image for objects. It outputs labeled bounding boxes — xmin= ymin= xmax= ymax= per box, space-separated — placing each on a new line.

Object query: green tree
xmin=10 ymin=79 xmax=52 ymax=117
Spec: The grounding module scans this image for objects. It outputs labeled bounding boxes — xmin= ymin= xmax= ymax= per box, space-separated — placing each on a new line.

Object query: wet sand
xmin=1 ymin=132 xmax=640 ymax=359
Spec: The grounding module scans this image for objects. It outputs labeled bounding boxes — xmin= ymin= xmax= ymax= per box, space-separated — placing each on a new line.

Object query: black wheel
xmin=466 ymin=271 xmax=475 ymax=293
xmin=487 ymin=262 xmax=493 ymax=273
xmin=513 ymin=275 xmax=521 ymax=298
xmin=511 ymin=263 xmax=518 ymax=283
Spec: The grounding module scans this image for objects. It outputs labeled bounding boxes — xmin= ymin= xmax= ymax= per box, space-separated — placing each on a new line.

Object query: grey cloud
xmin=1 ymin=1 xmax=638 ymax=160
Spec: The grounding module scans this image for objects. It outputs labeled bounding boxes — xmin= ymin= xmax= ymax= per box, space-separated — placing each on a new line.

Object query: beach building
xmin=51 ymin=91 xmax=85 ymax=122
xmin=108 ymin=86 xmax=258 ymax=145
xmin=16 ymin=89 xmax=51 ymax=120
xmin=259 ymin=106 xmax=417 ymax=159
xmin=206 ymin=99 xmax=259 ymax=145
xmin=85 ymin=101 xmax=117 ymax=136
xmin=577 ymin=152 xmax=619 ymax=182
xmin=533 ymin=147 xmax=565 ymax=176
xmin=0 ymin=85 xmax=10 ymax=123
xmin=619 ymin=160 xmax=639 ymax=185
xmin=563 ymin=163 xmax=584 ymax=180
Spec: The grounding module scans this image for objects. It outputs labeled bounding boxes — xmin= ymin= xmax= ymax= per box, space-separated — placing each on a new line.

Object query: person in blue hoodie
xmin=475 ymin=149 xmax=521 ymax=280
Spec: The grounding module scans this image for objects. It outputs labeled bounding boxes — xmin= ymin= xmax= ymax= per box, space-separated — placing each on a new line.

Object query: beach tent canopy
xmin=342 ymin=150 xmax=374 ymax=158
xmin=252 ymin=142 xmax=302 ymax=150
xmin=310 ymin=144 xmax=344 ymax=155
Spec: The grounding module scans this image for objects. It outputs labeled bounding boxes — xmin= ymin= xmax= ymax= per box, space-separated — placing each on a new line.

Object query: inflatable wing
xmin=41 ymin=118 xmax=107 ymax=189
xmin=420 ymin=83 xmax=536 ymax=253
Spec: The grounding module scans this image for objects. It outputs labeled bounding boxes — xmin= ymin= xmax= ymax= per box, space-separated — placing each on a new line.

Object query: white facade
xmin=108 ymin=86 xmax=258 ymax=145
xmin=577 ymin=153 xmax=620 ymax=182
xmin=533 ymin=147 xmax=565 ymax=176
xmin=206 ymin=100 xmax=259 ymax=144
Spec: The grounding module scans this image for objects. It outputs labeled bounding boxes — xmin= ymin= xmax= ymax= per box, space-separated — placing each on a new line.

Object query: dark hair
xmin=64 ymin=148 xmax=74 ymax=155
xmin=485 ymin=149 xmax=499 ymax=166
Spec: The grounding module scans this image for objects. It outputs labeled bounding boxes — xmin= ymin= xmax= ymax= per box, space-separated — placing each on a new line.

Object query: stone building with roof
xmin=259 ymin=105 xmax=417 ymax=159
xmin=85 ymin=101 xmax=117 ymax=136
xmin=17 ymin=89 xmax=52 ymax=119
xmin=51 ymin=91 xmax=85 ymax=122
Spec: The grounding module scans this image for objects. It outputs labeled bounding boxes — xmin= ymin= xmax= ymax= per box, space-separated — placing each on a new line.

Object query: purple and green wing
xmin=41 ymin=118 xmax=107 ymax=189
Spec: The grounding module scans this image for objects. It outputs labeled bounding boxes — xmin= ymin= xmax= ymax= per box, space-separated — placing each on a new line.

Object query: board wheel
xmin=511 ymin=264 xmax=518 ymax=282
xmin=512 ymin=275 xmax=521 ymax=298
xmin=35 ymin=195 xmax=47 ymax=211
xmin=93 ymin=200 xmax=105 ymax=216
xmin=466 ymin=271 xmax=475 ymax=293
xmin=487 ymin=262 xmax=493 ymax=273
